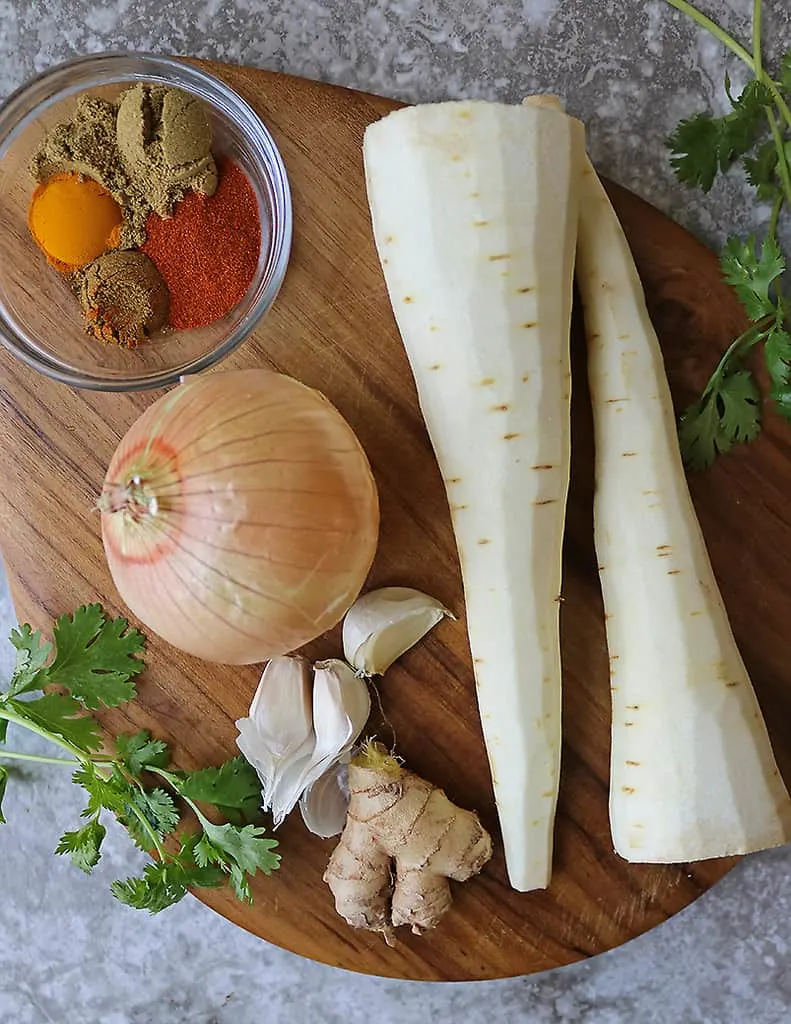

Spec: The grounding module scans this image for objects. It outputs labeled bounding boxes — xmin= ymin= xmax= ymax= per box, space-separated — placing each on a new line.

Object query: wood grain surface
xmin=2 ymin=62 xmax=787 ymax=982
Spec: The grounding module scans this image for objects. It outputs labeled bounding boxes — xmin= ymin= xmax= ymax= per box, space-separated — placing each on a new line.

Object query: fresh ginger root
xmin=323 ymin=740 xmax=493 ymax=945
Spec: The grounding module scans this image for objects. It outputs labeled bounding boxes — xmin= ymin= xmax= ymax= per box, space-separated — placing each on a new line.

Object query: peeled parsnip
xmin=364 ymin=100 xmax=584 ymax=890
xmin=576 ymin=158 xmax=791 ymax=862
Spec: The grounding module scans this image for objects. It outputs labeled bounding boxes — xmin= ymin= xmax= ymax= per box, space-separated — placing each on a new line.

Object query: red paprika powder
xmin=142 ymin=157 xmax=261 ymax=330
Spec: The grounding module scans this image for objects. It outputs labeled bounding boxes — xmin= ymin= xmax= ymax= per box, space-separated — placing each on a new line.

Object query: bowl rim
xmin=0 ymin=51 xmax=293 ymax=392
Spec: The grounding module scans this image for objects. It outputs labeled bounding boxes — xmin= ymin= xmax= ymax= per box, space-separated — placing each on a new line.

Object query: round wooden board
xmin=2 ymin=60 xmax=788 ymax=982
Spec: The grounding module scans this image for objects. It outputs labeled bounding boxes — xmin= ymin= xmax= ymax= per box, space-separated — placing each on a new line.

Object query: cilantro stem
xmin=0 ymin=706 xmax=90 ymax=763
xmin=769 ymin=192 xmax=784 ymax=239
xmin=664 ymin=0 xmax=791 ymax=132
xmin=702 ymin=314 xmax=775 ymax=399
xmin=0 ymin=749 xmax=79 ymax=766
xmin=752 ymin=0 xmax=763 ymax=79
xmin=145 ymin=764 xmax=206 ymax=824
xmin=767 ymin=107 xmax=791 ymax=209
xmin=122 ymin=798 xmax=168 ymax=861
xmin=663 ymin=0 xmax=753 ymax=67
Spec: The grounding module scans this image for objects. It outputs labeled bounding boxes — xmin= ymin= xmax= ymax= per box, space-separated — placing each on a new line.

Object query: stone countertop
xmin=1 ymin=1 xmax=791 ymax=1022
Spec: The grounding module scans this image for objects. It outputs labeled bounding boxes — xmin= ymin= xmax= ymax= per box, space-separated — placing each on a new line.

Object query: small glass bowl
xmin=0 ymin=53 xmax=292 ymax=391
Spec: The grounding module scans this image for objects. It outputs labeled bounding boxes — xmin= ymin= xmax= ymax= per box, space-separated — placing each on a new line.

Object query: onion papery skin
xmin=100 ymin=369 xmax=380 ymax=664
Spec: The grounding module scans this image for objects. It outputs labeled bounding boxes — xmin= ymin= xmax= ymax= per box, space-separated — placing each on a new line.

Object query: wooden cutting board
xmin=2 ymin=61 xmax=789 ymax=983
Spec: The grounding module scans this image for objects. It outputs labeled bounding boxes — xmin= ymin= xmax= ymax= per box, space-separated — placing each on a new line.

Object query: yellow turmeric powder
xmin=28 ymin=173 xmax=123 ymax=272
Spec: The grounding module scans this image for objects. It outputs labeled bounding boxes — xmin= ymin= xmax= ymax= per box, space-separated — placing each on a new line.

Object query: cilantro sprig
xmin=0 ymin=605 xmax=277 ymax=913
xmin=665 ymin=0 xmax=791 ymax=468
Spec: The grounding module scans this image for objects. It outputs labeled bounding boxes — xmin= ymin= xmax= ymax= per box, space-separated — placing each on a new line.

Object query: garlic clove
xmin=300 ymin=660 xmax=371 ymax=793
xmin=299 ymin=759 xmax=351 ymax=838
xmin=342 ymin=586 xmax=453 ymax=676
xmin=235 ymin=655 xmax=314 ymax=812
xmin=268 ymin=739 xmax=316 ymax=827
xmin=268 ymin=660 xmax=370 ymax=826
xmin=235 ymin=722 xmax=277 ymax=804
xmin=315 ymin=659 xmax=371 ymax=740
xmin=249 ymin=656 xmax=313 ymax=755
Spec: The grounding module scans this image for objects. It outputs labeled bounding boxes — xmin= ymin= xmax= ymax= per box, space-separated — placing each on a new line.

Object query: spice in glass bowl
xmin=27 ymin=84 xmax=262 ymax=347
xmin=142 ymin=157 xmax=261 ymax=330
xmin=79 ymin=250 xmax=170 ymax=348
xmin=28 ymin=173 xmax=123 ymax=271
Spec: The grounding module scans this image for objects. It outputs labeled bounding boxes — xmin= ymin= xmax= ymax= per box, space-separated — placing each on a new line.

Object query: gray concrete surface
xmin=1 ymin=1 xmax=791 ymax=1021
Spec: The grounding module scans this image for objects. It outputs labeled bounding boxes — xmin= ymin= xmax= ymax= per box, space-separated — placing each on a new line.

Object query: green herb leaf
xmin=764 ymin=325 xmax=791 ymax=387
xmin=721 ymin=235 xmax=785 ymax=321
xmin=12 ymin=694 xmax=103 ymax=753
xmin=667 ymin=113 xmax=721 ymax=191
xmin=744 ymin=140 xmax=780 ymax=200
xmin=0 ymin=720 xmax=8 ymax=745
xmin=111 ymin=846 xmax=227 ymax=914
xmin=111 ymin=862 xmax=189 ymax=914
xmin=123 ymin=787 xmax=180 ymax=847
xmin=176 ymin=757 xmax=262 ymax=819
xmin=771 ymin=383 xmax=791 ymax=420
xmin=679 ymin=370 xmax=762 ymax=471
xmin=47 ymin=605 xmax=145 ymax=710
xmin=115 ymin=730 xmax=170 ymax=777
xmin=193 ymin=820 xmax=279 ymax=902
xmin=55 ymin=819 xmax=106 ymax=874
xmin=0 ymin=765 xmax=8 ymax=824
xmin=7 ymin=624 xmax=52 ymax=697
xmin=679 ymin=395 xmax=724 ymax=470
xmin=718 ymin=369 xmax=763 ymax=443
xmin=73 ymin=763 xmax=130 ymax=816
xmin=667 ymin=82 xmax=771 ymax=193
xmin=718 ymin=80 xmax=771 ymax=170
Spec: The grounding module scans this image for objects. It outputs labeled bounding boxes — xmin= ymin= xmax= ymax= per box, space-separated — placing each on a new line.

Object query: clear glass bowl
xmin=0 ymin=53 xmax=292 ymax=391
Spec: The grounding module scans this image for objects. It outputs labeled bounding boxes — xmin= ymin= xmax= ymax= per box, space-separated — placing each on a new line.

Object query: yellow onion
xmin=99 ymin=369 xmax=380 ymax=664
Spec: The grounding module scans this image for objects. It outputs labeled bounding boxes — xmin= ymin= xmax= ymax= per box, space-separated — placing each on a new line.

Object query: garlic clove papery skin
xmin=315 ymin=659 xmax=371 ymax=740
xmin=298 ymin=660 xmax=369 ymax=792
xmin=299 ymin=759 xmax=351 ymax=838
xmin=341 ymin=586 xmax=453 ymax=676
xmin=251 ymin=656 xmax=314 ymax=755
xmin=235 ymin=655 xmax=314 ymax=812
xmin=268 ymin=740 xmax=317 ymax=827
xmin=264 ymin=660 xmax=371 ymax=827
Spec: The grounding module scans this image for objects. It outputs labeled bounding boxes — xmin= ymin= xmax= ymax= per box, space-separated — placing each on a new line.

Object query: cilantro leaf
xmin=744 ymin=140 xmax=779 ymax=200
xmin=679 ymin=371 xmax=761 ymax=471
xmin=667 ymin=114 xmax=721 ymax=191
xmin=667 ymin=82 xmax=771 ymax=193
xmin=764 ymin=325 xmax=791 ymax=387
xmin=718 ymin=369 xmax=762 ymax=443
xmin=112 ymin=862 xmax=189 ymax=913
xmin=721 ymin=235 xmax=785 ymax=321
xmin=717 ymin=80 xmax=770 ymax=170
xmin=73 ymin=763 xmax=130 ymax=816
xmin=7 ymin=624 xmax=52 ymax=697
xmin=111 ymin=848 xmax=226 ymax=914
xmin=679 ymin=395 xmax=724 ymax=470
xmin=176 ymin=757 xmax=262 ymax=820
xmin=0 ymin=766 xmax=8 ymax=824
xmin=12 ymin=694 xmax=103 ymax=753
xmin=771 ymin=384 xmax=791 ymax=421
xmin=46 ymin=605 xmax=145 ymax=710
xmin=55 ymin=819 xmax=106 ymax=874
xmin=123 ymin=788 xmax=180 ymax=847
xmin=115 ymin=730 xmax=170 ymax=777
xmin=193 ymin=820 xmax=279 ymax=902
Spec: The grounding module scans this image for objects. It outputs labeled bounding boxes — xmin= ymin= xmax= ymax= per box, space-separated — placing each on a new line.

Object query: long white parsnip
xmin=576 ymin=159 xmax=791 ymax=862
xmin=364 ymin=101 xmax=584 ymax=890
